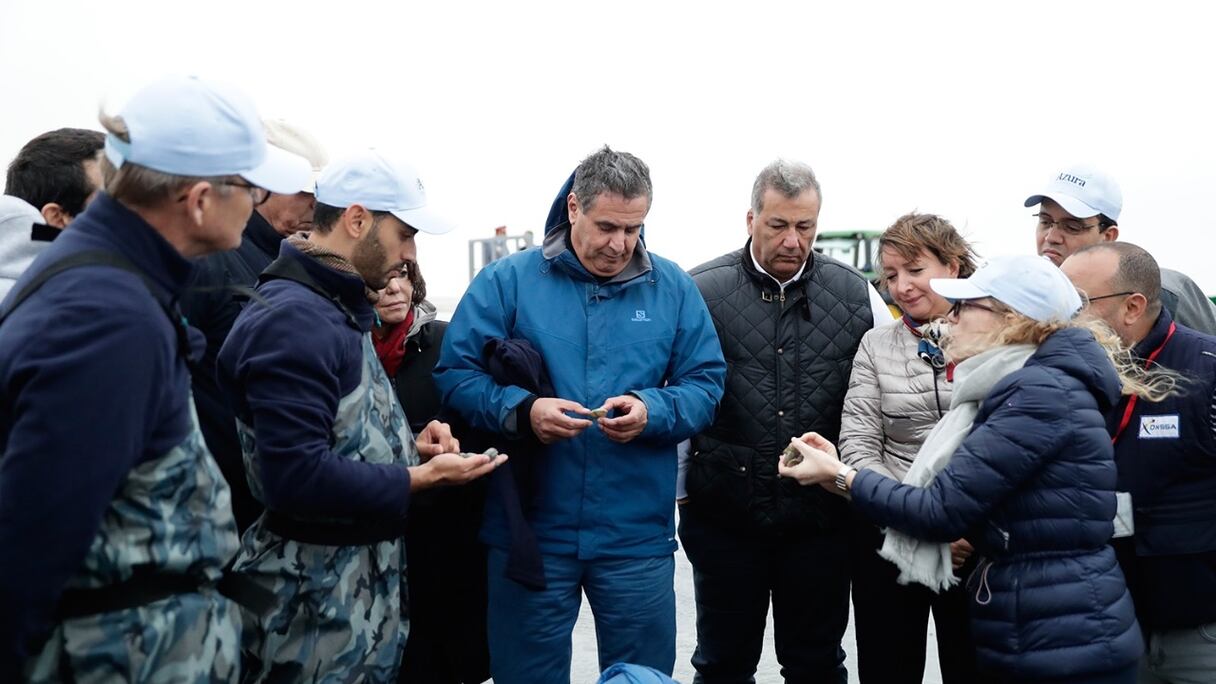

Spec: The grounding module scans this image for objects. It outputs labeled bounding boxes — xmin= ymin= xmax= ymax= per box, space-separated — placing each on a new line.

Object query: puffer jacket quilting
xmin=850 ymin=327 xmax=1142 ymax=679
xmin=839 ymin=320 xmax=950 ymax=481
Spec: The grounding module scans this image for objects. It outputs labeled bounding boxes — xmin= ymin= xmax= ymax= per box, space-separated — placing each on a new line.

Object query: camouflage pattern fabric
xmin=235 ymin=336 xmax=419 ymax=683
xmin=25 ymin=405 xmax=242 ymax=682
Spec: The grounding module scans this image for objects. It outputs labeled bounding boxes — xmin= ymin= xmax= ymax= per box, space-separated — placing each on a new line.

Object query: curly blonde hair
xmin=941 ymin=303 xmax=1179 ymax=402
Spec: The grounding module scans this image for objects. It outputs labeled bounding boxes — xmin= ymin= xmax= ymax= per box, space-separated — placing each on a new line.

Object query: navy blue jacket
xmin=1110 ymin=309 xmax=1216 ymax=629
xmin=0 ymin=194 xmax=202 ymax=673
xmin=182 ymin=211 xmax=282 ymax=532
xmin=851 ymin=327 xmax=1142 ymax=679
xmin=217 ymin=240 xmax=413 ymax=520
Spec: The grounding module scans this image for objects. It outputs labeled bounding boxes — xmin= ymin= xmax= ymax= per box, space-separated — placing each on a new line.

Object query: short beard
xmin=351 ymin=218 xmax=392 ymax=289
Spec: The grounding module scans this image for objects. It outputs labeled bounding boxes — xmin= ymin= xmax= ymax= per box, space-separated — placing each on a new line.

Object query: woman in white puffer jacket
xmin=838 ymin=213 xmax=984 ymax=684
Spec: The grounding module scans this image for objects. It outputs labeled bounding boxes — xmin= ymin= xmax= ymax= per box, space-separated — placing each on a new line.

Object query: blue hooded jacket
xmin=434 ymin=173 xmax=726 ymax=560
xmin=850 ymin=327 xmax=1142 ymax=679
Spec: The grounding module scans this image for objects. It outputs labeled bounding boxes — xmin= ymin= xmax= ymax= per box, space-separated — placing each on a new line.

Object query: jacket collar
xmin=271 ymin=240 xmax=376 ymax=331
xmin=70 ymin=193 xmax=195 ymax=300
xmin=244 ymin=210 xmax=283 ymax=260
xmin=542 ymin=221 xmax=654 ymax=285
xmin=740 ymin=238 xmax=815 ymax=294
xmin=1133 ymin=308 xmax=1176 ymax=360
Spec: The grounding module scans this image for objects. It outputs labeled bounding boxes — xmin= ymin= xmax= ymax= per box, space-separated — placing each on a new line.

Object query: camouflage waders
xmin=234 ymin=336 xmax=419 ymax=683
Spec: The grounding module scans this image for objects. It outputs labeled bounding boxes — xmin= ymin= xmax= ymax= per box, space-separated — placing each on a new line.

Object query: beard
xmin=351 ymin=221 xmax=396 ymax=290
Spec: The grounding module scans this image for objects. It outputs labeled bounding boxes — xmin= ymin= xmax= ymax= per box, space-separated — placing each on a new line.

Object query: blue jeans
xmin=1139 ymin=622 xmax=1216 ymax=684
xmin=486 ymin=548 xmax=676 ymax=684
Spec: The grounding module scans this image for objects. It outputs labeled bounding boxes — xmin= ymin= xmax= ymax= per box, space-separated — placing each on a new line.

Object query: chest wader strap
xmin=263 ymin=510 xmax=409 ymax=546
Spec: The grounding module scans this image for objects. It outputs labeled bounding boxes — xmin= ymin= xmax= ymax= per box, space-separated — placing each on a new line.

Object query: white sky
xmin=3 ymin=0 xmax=1214 ymax=303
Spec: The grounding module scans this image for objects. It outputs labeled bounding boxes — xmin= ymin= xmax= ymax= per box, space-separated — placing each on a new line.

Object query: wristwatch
xmin=835 ymin=464 xmax=857 ymax=494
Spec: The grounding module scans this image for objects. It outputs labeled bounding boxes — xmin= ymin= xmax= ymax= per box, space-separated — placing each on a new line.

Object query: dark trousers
xmin=850 ymin=516 xmax=987 ymax=684
xmin=679 ymin=505 xmax=850 ymax=684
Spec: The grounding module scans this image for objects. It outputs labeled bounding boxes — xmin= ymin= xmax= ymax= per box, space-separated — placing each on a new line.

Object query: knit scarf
xmin=877 ymin=343 xmax=1036 ymax=592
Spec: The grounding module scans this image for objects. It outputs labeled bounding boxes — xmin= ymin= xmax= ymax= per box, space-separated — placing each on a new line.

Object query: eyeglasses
xmin=1033 ymin=212 xmax=1105 ymax=237
xmin=174 ymin=180 xmax=270 ymax=206
xmin=949 ymin=300 xmax=1000 ymax=318
xmin=1084 ymin=291 xmax=1135 ymax=305
xmin=223 ymin=180 xmax=270 ymax=207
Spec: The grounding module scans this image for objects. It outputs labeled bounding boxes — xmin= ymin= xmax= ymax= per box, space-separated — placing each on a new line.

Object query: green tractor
xmin=813 ymin=229 xmax=901 ymax=317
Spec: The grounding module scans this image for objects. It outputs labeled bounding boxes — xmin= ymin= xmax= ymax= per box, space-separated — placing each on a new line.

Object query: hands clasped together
xmin=529 ymin=395 xmax=649 ymax=445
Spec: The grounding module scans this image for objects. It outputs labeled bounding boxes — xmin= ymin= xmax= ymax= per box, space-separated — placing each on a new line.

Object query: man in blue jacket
xmin=0 ymin=75 xmax=311 ymax=682
xmin=1063 ymin=242 xmax=1216 ymax=683
xmin=218 ymin=149 xmax=505 ymax=682
xmin=435 ymin=146 xmax=727 ymax=684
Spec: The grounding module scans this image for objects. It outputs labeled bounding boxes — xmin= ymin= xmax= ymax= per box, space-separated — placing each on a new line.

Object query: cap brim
xmin=242 ymin=145 xmax=313 ymax=196
xmin=391 ymin=205 xmax=455 ymax=235
xmin=1023 ymin=192 xmax=1100 ymax=219
xmin=930 ymin=277 xmax=989 ymax=301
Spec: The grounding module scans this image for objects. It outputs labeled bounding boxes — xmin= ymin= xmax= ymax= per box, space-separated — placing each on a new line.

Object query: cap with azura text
xmin=103 ymin=75 xmax=310 ymax=195
xmin=930 ymin=254 xmax=1082 ymax=323
xmin=1024 ymin=164 xmax=1122 ymax=222
xmin=315 ymin=150 xmax=454 ymax=235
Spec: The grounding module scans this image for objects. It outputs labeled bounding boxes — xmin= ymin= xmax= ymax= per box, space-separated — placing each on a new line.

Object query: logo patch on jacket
xmin=632 ymin=310 xmax=651 ymax=322
xmin=1139 ymin=414 xmax=1180 ymax=439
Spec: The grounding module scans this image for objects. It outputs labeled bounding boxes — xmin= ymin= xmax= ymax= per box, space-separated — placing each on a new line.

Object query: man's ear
xmin=1124 ymin=292 xmax=1149 ymax=327
xmin=746 ymin=209 xmax=755 ymax=237
xmin=181 ymin=181 xmax=214 ymax=226
xmin=1101 ymin=226 xmax=1119 ymax=242
xmin=39 ymin=203 xmax=71 ymax=229
xmin=342 ymin=204 xmax=372 ymax=239
xmin=567 ymin=193 xmax=580 ymax=223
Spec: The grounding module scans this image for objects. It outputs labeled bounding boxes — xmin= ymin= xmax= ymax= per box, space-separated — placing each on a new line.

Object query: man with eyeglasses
xmin=1061 ymin=242 xmax=1216 ymax=684
xmin=182 ymin=119 xmax=329 ymax=534
xmin=0 ymin=75 xmax=312 ymax=682
xmin=1026 ymin=164 xmax=1216 ymax=334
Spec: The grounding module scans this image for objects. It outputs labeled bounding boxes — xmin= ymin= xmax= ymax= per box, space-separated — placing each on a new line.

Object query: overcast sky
xmin=3 ymin=0 xmax=1214 ymax=304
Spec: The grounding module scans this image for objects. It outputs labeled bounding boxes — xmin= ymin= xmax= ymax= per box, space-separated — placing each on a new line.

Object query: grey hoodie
xmin=0 ymin=195 xmax=47 ymax=300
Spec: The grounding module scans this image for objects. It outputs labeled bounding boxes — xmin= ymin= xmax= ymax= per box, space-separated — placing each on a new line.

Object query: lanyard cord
xmin=1111 ymin=322 xmax=1176 ymax=445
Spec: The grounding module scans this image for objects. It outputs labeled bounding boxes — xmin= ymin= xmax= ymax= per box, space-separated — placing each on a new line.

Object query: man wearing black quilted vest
xmin=680 ymin=160 xmax=892 ymax=684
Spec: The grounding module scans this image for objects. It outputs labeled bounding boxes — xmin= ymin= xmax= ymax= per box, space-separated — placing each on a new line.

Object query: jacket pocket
xmin=684 ymin=441 xmax=752 ymax=518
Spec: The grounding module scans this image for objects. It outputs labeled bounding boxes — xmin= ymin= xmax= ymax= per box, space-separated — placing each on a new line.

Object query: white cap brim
xmin=242 ymin=145 xmax=313 ymax=196
xmin=929 ymin=277 xmax=989 ymax=301
xmin=391 ymin=205 xmax=455 ymax=235
xmin=1023 ymin=192 xmax=1101 ymax=219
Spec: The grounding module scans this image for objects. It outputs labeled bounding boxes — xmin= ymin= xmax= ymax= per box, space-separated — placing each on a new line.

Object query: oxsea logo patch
xmin=1139 ymin=414 xmax=1180 ymax=439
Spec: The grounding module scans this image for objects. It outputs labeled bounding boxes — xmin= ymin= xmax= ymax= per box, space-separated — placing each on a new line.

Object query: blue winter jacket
xmin=851 ymin=327 xmax=1142 ymax=680
xmin=434 ymin=178 xmax=726 ymax=560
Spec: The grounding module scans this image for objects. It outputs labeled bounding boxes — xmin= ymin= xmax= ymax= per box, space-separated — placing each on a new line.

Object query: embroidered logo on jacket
xmin=1139 ymin=414 xmax=1180 ymax=439
xmin=632 ymin=310 xmax=651 ymax=322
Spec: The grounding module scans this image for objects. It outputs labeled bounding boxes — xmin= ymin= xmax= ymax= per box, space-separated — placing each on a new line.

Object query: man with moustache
xmin=1027 ymin=164 xmax=1216 ymax=334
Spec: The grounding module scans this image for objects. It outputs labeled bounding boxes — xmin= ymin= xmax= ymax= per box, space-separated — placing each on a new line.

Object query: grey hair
xmin=1076 ymin=242 xmax=1163 ymax=315
xmin=751 ymin=159 xmax=822 ymax=213
xmin=98 ymin=110 xmax=236 ymax=207
xmin=571 ymin=145 xmax=652 ymax=212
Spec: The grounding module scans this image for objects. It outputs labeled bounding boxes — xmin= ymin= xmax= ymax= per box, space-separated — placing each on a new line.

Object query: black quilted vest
xmin=686 ymin=244 xmax=873 ymax=534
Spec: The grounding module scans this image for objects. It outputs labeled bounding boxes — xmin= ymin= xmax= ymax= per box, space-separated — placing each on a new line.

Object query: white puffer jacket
xmin=839 ymin=319 xmax=950 ymax=480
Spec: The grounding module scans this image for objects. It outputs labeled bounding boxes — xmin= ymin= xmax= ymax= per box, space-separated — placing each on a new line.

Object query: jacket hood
xmin=1026 ymin=326 xmax=1123 ymax=412
xmin=0 ymin=195 xmax=48 ymax=296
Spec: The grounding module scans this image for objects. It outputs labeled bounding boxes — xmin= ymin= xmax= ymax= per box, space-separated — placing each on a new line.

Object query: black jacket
xmin=686 ymin=245 xmax=873 ymax=534
xmin=181 ymin=211 xmax=282 ymax=532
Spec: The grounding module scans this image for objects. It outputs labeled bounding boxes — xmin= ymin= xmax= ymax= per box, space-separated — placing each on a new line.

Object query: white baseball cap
xmin=103 ymin=75 xmax=311 ymax=195
xmin=314 ymin=149 xmax=454 ymax=235
xmin=930 ymin=254 xmax=1082 ymax=323
xmin=1024 ymin=164 xmax=1122 ymax=221
xmin=263 ymin=118 xmax=328 ymax=194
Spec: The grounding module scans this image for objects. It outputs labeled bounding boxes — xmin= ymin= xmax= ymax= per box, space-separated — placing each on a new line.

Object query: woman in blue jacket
xmin=780 ymin=255 xmax=1175 ymax=684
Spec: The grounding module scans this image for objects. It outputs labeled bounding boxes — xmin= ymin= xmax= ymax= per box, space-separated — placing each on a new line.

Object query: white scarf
xmin=877 ymin=343 xmax=1036 ymax=592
